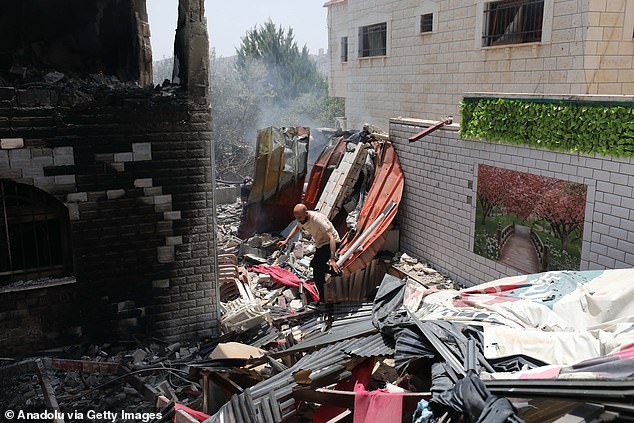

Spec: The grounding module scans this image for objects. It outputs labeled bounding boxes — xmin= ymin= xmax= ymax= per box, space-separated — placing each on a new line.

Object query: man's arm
xmin=327 ymin=232 xmax=341 ymax=274
xmin=277 ymin=224 xmax=300 ymax=248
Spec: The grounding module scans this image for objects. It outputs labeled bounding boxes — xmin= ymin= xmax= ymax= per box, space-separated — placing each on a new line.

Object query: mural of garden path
xmin=499 ymin=225 xmax=542 ymax=274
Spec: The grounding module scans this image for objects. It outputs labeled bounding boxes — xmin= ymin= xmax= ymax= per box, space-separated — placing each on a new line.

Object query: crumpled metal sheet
xmin=238 ymin=127 xmax=310 ymax=239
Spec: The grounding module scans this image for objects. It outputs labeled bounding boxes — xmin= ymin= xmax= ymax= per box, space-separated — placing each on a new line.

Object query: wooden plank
xmin=326 ymin=410 xmax=353 ymax=423
xmin=35 ymin=359 xmax=64 ymax=423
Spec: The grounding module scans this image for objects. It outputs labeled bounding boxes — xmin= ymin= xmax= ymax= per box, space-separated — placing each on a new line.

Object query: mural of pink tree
xmin=534 ymin=181 xmax=586 ymax=251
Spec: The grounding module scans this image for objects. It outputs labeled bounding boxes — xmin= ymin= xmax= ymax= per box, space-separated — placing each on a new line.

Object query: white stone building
xmin=326 ymin=0 xmax=634 ymax=128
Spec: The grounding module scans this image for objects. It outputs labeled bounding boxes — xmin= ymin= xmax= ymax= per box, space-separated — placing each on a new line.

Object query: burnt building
xmin=0 ymin=0 xmax=219 ymax=354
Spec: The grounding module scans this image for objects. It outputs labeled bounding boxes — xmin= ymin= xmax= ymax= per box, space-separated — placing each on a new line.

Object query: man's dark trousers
xmin=310 ymin=243 xmax=340 ymax=302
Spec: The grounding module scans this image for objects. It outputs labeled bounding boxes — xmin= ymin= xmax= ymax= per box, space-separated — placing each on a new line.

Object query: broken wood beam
xmin=35 ymin=359 xmax=65 ymax=423
xmin=408 ymin=117 xmax=453 ymax=142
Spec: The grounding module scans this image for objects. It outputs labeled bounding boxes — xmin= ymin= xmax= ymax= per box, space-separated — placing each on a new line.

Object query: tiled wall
xmin=328 ymin=0 xmax=634 ymax=129
xmin=391 ymin=117 xmax=634 ymax=286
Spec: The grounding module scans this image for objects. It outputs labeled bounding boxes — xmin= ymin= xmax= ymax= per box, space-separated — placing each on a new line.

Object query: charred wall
xmin=0 ymin=0 xmax=216 ymax=355
xmin=0 ymin=85 xmax=217 ymax=355
xmin=0 ymin=0 xmax=152 ymax=87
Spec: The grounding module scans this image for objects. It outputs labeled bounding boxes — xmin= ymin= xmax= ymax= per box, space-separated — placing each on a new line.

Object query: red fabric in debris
xmin=313 ymin=358 xmax=375 ymax=423
xmin=173 ymin=404 xmax=209 ymax=422
xmin=353 ymin=382 xmax=403 ymax=423
xmin=249 ymin=265 xmax=320 ymax=301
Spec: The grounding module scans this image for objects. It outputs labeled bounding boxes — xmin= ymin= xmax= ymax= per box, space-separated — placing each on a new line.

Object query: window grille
xmin=483 ymin=0 xmax=544 ymax=47
xmin=358 ymin=22 xmax=387 ymax=57
xmin=420 ymin=13 xmax=434 ymax=33
xmin=0 ymin=180 xmax=72 ymax=284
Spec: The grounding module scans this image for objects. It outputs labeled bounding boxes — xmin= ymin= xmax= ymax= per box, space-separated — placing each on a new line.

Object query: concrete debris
xmin=6 ymin=122 xmax=627 ymax=423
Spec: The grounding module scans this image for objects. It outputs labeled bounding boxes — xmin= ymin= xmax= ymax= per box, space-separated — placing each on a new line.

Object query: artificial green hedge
xmin=459 ymin=97 xmax=634 ymax=157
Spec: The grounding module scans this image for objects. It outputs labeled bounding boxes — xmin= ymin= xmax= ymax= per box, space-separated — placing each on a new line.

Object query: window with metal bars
xmin=482 ymin=0 xmax=544 ymax=47
xmin=0 ymin=180 xmax=72 ymax=284
xmin=340 ymin=36 xmax=348 ymax=62
xmin=420 ymin=13 xmax=434 ymax=33
xmin=358 ymin=22 xmax=387 ymax=57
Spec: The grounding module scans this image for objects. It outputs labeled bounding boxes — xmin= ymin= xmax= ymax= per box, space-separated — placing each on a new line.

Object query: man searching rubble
xmin=277 ymin=204 xmax=341 ymax=303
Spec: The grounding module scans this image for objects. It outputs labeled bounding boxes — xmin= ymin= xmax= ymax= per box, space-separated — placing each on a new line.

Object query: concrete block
xmin=132 ymin=142 xmax=151 ymax=153
xmin=114 ymin=152 xmax=133 ymax=162
xmin=67 ymin=203 xmax=80 ymax=221
xmin=166 ymin=236 xmax=183 ymax=246
xmin=134 ymin=178 xmax=153 ymax=188
xmin=154 ymin=194 xmax=172 ymax=205
xmin=164 ymin=211 xmax=181 ymax=220
xmin=67 ymin=192 xmax=88 ymax=202
xmin=153 ymin=279 xmax=170 ymax=289
xmin=53 ymin=154 xmax=74 ymax=166
xmin=158 ymin=246 xmax=175 ymax=263
xmin=54 ymin=175 xmax=76 ymax=185
xmin=133 ymin=151 xmax=152 ymax=161
xmin=95 ymin=153 xmax=114 ymax=163
xmin=1 ymin=138 xmax=24 ymax=149
xmin=107 ymin=189 xmax=126 ymax=200
xmin=144 ymin=187 xmax=163 ymax=196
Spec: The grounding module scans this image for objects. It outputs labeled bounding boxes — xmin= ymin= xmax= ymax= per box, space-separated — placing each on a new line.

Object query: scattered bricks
xmin=1 ymin=138 xmax=24 ymax=149
xmin=134 ymin=178 xmax=153 ymax=188
xmin=66 ymin=192 xmax=88 ymax=202
xmin=114 ymin=152 xmax=133 ymax=162
xmin=107 ymin=189 xmax=126 ymax=200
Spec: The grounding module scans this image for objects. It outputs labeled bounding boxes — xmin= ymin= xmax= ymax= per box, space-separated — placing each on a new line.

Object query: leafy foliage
xmin=474 ymin=231 xmax=500 ymax=260
xmin=236 ymin=20 xmax=323 ymax=103
xmin=460 ymin=98 xmax=634 ymax=157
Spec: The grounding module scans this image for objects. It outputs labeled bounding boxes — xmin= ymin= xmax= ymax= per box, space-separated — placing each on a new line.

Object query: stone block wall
xmin=390 ymin=117 xmax=634 ymax=286
xmin=0 ymin=85 xmax=218 ymax=355
xmin=328 ymin=0 xmax=634 ymax=129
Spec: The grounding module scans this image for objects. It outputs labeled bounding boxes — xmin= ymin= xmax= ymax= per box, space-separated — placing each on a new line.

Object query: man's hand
xmin=328 ymin=258 xmax=340 ymax=274
xmin=277 ymin=239 xmax=288 ymax=249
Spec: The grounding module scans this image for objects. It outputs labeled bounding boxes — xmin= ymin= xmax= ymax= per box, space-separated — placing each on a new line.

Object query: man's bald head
xmin=293 ymin=203 xmax=308 ymax=222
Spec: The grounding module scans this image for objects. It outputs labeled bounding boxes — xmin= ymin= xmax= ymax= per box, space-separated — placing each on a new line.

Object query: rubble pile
xmin=0 ymin=67 xmax=185 ymax=107
xmin=3 ymin=123 xmax=634 ymax=422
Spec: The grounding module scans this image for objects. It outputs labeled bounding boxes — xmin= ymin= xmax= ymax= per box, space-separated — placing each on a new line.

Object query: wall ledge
xmin=0 ymin=276 xmax=76 ymax=295
xmin=389 ymin=117 xmax=460 ymax=132
xmin=465 ymin=92 xmax=634 ymax=104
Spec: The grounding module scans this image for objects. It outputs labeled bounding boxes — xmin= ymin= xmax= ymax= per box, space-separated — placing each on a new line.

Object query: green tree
xmin=236 ymin=20 xmax=325 ymax=103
